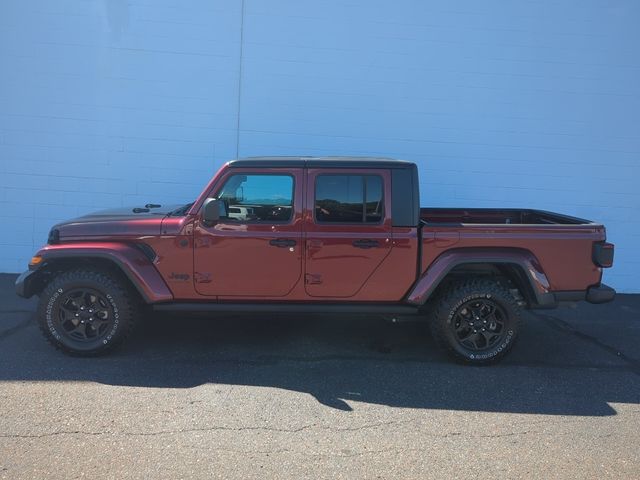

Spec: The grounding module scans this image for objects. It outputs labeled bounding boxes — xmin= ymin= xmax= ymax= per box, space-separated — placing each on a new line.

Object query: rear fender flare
xmin=30 ymin=242 xmax=173 ymax=304
xmin=406 ymin=248 xmax=553 ymax=307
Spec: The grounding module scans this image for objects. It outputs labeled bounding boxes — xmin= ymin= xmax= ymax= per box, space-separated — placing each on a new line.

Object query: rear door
xmin=304 ymin=168 xmax=393 ymax=297
xmin=194 ymin=168 xmax=303 ymax=297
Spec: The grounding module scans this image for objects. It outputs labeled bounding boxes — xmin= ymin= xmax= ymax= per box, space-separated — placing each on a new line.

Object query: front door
xmin=304 ymin=168 xmax=393 ymax=298
xmin=194 ymin=168 xmax=303 ymax=297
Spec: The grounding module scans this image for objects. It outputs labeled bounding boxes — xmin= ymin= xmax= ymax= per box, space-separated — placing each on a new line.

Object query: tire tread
xmin=429 ymin=277 xmax=521 ymax=365
xmin=37 ymin=269 xmax=139 ymax=356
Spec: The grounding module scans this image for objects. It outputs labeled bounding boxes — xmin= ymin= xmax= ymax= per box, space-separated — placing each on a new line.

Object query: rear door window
xmin=315 ymin=175 xmax=383 ymax=223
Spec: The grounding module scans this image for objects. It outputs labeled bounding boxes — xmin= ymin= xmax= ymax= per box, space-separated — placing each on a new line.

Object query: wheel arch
xmin=23 ymin=243 xmax=173 ymax=304
xmin=406 ymin=247 xmax=555 ymax=308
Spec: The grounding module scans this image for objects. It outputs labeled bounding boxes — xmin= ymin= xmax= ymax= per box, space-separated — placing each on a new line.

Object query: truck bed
xmin=418 ymin=207 xmax=606 ymax=294
xmin=420 ymin=208 xmax=594 ymax=226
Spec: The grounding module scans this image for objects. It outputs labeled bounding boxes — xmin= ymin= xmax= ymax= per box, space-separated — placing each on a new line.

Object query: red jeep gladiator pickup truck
xmin=16 ymin=157 xmax=615 ymax=364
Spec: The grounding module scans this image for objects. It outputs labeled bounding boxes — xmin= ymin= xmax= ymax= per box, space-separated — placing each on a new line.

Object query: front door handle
xmin=269 ymin=238 xmax=297 ymax=248
xmin=352 ymin=239 xmax=379 ymax=249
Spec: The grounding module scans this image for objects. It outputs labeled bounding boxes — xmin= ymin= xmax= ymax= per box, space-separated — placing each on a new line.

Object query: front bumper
xmin=15 ymin=270 xmax=39 ymax=298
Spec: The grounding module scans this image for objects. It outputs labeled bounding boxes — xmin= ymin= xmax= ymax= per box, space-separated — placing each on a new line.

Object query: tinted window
xmin=217 ymin=174 xmax=293 ymax=222
xmin=315 ymin=175 xmax=383 ymax=223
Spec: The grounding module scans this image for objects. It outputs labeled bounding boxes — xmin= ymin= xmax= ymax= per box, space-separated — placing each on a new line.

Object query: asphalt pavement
xmin=0 ymin=273 xmax=639 ymax=479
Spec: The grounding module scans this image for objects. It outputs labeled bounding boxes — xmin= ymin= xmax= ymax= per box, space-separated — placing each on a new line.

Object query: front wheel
xmin=37 ymin=269 xmax=139 ymax=356
xmin=429 ymin=278 xmax=521 ymax=365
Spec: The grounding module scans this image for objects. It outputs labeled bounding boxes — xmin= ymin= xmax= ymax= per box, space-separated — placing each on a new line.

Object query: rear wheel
xmin=429 ymin=278 xmax=521 ymax=364
xmin=37 ymin=269 xmax=139 ymax=356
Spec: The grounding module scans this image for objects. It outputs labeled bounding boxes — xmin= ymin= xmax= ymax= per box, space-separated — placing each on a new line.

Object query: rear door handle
xmin=269 ymin=238 xmax=297 ymax=248
xmin=352 ymin=239 xmax=379 ymax=249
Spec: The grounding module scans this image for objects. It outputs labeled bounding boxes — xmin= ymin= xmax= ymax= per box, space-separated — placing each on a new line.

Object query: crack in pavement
xmin=0 ymin=316 xmax=33 ymax=342
xmin=533 ymin=312 xmax=640 ymax=376
xmin=0 ymin=419 xmax=409 ymax=440
xmin=296 ymin=430 xmax=569 ymax=458
xmin=134 ymin=351 xmax=638 ymax=372
xmin=0 ymin=422 xmax=571 ymax=448
xmin=169 ymin=353 xmax=447 ymax=366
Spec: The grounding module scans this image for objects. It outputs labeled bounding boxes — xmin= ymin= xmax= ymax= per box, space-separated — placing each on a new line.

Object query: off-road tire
xmin=37 ymin=269 xmax=139 ymax=356
xmin=429 ymin=278 xmax=521 ymax=365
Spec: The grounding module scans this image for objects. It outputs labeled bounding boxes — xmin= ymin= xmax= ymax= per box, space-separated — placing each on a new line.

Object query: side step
xmin=152 ymin=302 xmax=420 ymax=315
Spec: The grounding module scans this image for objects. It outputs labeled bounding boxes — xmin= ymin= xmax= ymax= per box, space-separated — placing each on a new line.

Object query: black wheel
xmin=429 ymin=278 xmax=521 ymax=365
xmin=37 ymin=269 xmax=139 ymax=356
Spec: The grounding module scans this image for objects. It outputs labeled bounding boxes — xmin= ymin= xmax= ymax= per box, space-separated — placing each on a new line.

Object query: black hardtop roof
xmin=227 ymin=156 xmax=416 ymax=169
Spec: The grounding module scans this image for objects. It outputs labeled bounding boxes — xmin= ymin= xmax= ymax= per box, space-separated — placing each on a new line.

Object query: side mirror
xmin=202 ymin=198 xmax=226 ymax=226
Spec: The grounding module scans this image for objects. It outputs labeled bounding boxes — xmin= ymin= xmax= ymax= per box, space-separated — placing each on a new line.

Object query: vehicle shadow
xmin=1 ymin=300 xmax=638 ymax=416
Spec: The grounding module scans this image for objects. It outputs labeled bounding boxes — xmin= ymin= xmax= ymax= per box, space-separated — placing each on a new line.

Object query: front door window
xmin=217 ymin=174 xmax=294 ymax=223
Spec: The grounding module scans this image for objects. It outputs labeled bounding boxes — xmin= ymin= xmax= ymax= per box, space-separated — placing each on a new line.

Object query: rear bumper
xmin=586 ymin=284 xmax=616 ymax=304
xmin=15 ymin=270 xmax=38 ymax=298
xmin=552 ymin=283 xmax=616 ymax=305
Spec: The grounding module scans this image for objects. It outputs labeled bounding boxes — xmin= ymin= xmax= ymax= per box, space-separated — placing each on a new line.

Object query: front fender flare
xmin=29 ymin=242 xmax=173 ymax=303
xmin=406 ymin=248 xmax=554 ymax=308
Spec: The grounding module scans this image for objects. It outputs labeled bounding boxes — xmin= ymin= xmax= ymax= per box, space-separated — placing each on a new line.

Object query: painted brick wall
xmin=1 ymin=0 xmax=638 ymax=291
xmin=0 ymin=0 xmax=242 ymax=272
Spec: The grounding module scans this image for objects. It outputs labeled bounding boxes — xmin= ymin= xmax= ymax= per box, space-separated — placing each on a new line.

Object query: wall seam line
xmin=235 ymin=0 xmax=245 ymax=160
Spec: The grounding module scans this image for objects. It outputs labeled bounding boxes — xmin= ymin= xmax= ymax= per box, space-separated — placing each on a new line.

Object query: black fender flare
xmin=16 ymin=242 xmax=173 ymax=303
xmin=406 ymin=247 xmax=555 ymax=308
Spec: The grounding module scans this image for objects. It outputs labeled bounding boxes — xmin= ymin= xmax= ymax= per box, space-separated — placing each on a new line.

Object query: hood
xmin=51 ymin=204 xmax=184 ymax=240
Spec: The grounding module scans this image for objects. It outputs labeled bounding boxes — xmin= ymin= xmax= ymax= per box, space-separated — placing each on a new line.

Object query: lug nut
xmin=482 ymin=328 xmax=486 ymax=331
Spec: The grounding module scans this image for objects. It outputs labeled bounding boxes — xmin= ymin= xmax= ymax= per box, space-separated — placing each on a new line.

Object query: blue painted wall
xmin=1 ymin=0 xmax=638 ymax=291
